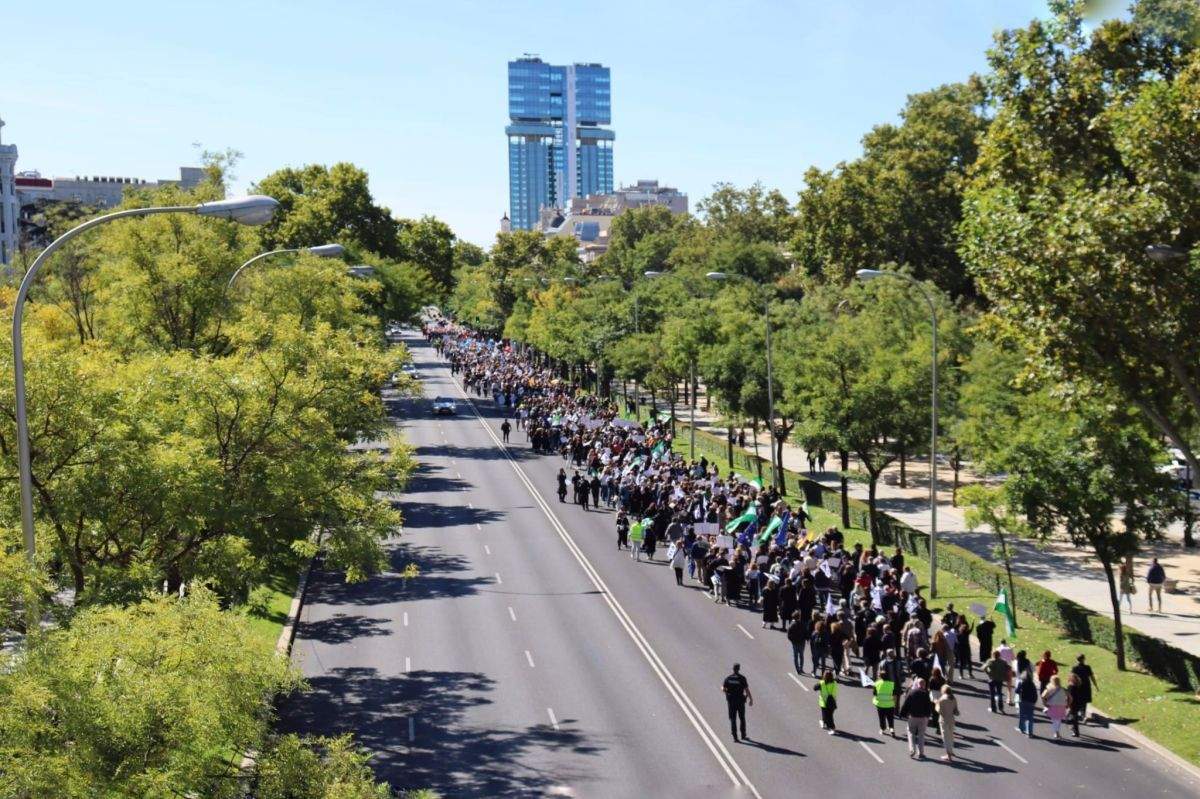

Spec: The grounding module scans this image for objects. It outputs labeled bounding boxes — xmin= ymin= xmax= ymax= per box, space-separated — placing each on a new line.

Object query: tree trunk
xmin=839 ymin=450 xmax=851 ymax=529
xmin=727 ymin=425 xmax=735 ymax=469
xmin=1100 ymin=557 xmax=1127 ymax=671
xmin=952 ymin=448 xmax=961 ymax=508
xmin=751 ymin=421 xmax=763 ymax=483
xmin=899 ymin=445 xmax=907 ymax=488
xmin=775 ymin=435 xmax=787 ymax=496
xmin=867 ymin=473 xmax=880 ymax=546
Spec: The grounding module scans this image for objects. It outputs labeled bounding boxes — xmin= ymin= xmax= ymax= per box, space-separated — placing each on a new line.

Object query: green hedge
xmin=679 ymin=422 xmax=1200 ymax=689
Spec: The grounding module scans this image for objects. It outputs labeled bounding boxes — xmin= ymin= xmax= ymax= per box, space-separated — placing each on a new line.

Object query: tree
xmin=253 ymin=735 xmax=395 ymax=799
xmin=0 ymin=590 xmax=299 ymax=798
xmin=794 ymin=81 xmax=988 ymax=298
xmin=696 ymin=182 xmax=796 ymax=243
xmin=960 ymin=1 xmax=1200 ymax=491
xmin=995 ymin=392 xmax=1178 ymax=670
xmin=397 ymin=216 xmax=457 ymax=291
xmin=601 ymin=205 xmax=693 ymax=283
xmin=959 ymin=484 xmax=1026 ymax=628
xmin=253 ymin=163 xmax=402 ymax=258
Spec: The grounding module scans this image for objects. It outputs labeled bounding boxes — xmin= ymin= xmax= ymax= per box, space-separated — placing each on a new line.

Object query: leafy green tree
xmin=601 ymin=205 xmax=694 ymax=283
xmin=253 ymin=163 xmax=402 ymax=258
xmin=0 ymin=589 xmax=299 ymax=799
xmin=254 ymin=734 xmax=395 ymax=799
xmin=397 ymin=216 xmax=457 ymax=291
xmin=960 ymin=1 xmax=1200 ymax=488
xmin=794 ymin=81 xmax=988 ymax=298
xmin=696 ymin=182 xmax=796 ymax=243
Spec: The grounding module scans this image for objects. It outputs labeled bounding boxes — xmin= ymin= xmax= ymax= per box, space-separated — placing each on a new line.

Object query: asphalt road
xmin=279 ymin=331 xmax=1200 ymax=799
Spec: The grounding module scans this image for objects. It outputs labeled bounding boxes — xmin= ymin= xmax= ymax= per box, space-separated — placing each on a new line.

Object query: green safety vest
xmin=873 ymin=679 xmax=896 ymax=708
xmin=819 ymin=681 xmax=838 ymax=708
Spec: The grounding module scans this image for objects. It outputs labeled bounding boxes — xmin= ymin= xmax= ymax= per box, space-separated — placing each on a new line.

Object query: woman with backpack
xmin=1042 ymin=675 xmax=1069 ymax=739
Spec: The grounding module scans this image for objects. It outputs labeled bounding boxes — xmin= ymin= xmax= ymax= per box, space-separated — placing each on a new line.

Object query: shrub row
xmin=679 ymin=422 xmax=1200 ymax=689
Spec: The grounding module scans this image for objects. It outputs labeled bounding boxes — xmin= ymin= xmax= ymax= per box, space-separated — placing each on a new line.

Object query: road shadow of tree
xmin=304 ymin=542 xmax=492 ymax=607
xmin=277 ymin=666 xmax=606 ymax=798
xmin=300 ymin=612 xmax=392 ymax=645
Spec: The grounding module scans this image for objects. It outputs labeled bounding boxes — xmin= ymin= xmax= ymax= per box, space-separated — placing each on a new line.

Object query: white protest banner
xmin=860 ymin=669 xmax=874 ymax=688
xmin=932 ymin=654 xmax=943 ymax=674
xmin=694 ymin=522 xmax=719 ymax=535
xmin=714 ymin=534 xmax=735 ymax=550
xmin=969 ymin=602 xmax=988 ymax=618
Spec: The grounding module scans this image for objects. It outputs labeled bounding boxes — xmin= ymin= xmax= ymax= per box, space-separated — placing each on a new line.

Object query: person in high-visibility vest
xmin=815 ymin=670 xmax=839 ymax=734
xmin=873 ymin=676 xmax=897 ymax=737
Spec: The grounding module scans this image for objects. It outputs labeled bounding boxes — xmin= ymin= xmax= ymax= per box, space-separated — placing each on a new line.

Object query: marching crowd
xmin=433 ymin=323 xmax=1102 ymax=761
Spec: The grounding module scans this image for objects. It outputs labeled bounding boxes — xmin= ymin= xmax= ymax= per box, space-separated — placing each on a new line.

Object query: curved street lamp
xmin=706 ymin=271 xmax=781 ymax=491
xmin=855 ymin=268 xmax=940 ymax=597
xmin=12 ymin=195 xmax=281 ymax=563
xmin=226 ymin=243 xmax=345 ymax=289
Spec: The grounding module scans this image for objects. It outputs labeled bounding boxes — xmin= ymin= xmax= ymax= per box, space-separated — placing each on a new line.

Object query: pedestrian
xmin=721 ymin=663 xmax=753 ymax=742
xmin=616 ymin=511 xmax=629 ymax=550
xmin=976 ymin=614 xmax=996 ymax=663
xmin=955 ymin=621 xmax=974 ymax=679
xmin=1146 ymin=558 xmax=1166 ymax=612
xmin=899 ymin=678 xmax=933 ymax=760
xmin=557 ymin=468 xmax=568 ymax=503
xmin=984 ymin=649 xmax=1009 ymax=714
xmin=811 ymin=620 xmax=830 ymax=674
xmin=500 ymin=418 xmax=511 ymax=443
xmin=818 ymin=449 xmax=827 ymax=472
xmin=1042 ymin=675 xmax=1069 ymax=739
xmin=927 ymin=667 xmax=946 ymax=734
xmin=935 ymin=685 xmax=959 ymax=761
xmin=670 ymin=538 xmax=687 ymax=586
xmin=1118 ymin=560 xmax=1136 ymax=613
xmin=1067 ymin=673 xmax=1088 ymax=738
xmin=1069 ymin=654 xmax=1098 ymax=726
xmin=1016 ymin=670 xmax=1039 ymax=737
xmin=998 ymin=640 xmax=1016 ymax=705
xmin=787 ymin=613 xmax=807 ymax=674
xmin=1035 ymin=650 xmax=1058 ymax=693
xmin=872 ymin=672 xmax=897 ymax=737
xmin=761 ymin=577 xmax=780 ymax=629
xmin=815 ymin=670 xmax=839 ymax=734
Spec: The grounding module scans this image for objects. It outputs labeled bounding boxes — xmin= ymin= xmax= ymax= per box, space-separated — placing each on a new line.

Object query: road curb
xmin=276 ymin=555 xmax=316 ymax=658
xmin=1090 ymin=704 xmax=1200 ymax=783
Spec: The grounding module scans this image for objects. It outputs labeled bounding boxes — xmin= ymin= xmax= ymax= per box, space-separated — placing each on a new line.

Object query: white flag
xmin=860 ymin=668 xmax=874 ymax=688
xmin=825 ymin=595 xmax=838 ymax=617
xmin=933 ymin=654 xmax=943 ymax=674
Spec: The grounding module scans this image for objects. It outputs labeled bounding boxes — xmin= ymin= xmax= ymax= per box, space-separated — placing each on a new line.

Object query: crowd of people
xmin=432 ymin=323 xmax=1102 ymax=760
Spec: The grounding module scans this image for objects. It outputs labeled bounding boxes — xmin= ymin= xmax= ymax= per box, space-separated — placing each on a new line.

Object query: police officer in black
xmin=722 ymin=663 xmax=754 ymax=742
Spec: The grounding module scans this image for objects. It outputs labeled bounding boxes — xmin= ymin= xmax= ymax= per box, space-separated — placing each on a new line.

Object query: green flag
xmin=761 ymin=515 xmax=783 ymax=543
xmin=749 ymin=478 xmax=763 ymax=490
xmin=994 ymin=588 xmax=1017 ymax=639
xmin=725 ymin=508 xmax=757 ymax=533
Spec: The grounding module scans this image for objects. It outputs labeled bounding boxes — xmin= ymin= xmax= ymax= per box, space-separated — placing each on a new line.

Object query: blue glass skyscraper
xmin=506 ymin=57 xmax=614 ymax=230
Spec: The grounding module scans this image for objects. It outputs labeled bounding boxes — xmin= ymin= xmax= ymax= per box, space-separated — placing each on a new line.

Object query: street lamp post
xmin=12 ymin=195 xmax=280 ymax=564
xmin=226 ymin=243 xmax=345 ymax=289
xmin=855 ymin=268 xmax=939 ymax=597
xmin=706 ymin=271 xmax=780 ymax=491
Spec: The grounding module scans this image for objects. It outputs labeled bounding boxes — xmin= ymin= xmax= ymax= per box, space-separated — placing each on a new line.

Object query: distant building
xmin=0 ymin=117 xmax=18 ymax=266
xmin=499 ymin=213 xmax=511 ymax=234
xmin=506 ymin=56 xmax=614 ymax=231
xmin=538 ymin=180 xmax=688 ymax=263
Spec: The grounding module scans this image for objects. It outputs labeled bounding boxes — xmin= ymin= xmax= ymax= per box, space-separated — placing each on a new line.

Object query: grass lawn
xmin=243 ymin=567 xmax=302 ymax=655
xmin=669 ymin=428 xmax=1200 ymax=766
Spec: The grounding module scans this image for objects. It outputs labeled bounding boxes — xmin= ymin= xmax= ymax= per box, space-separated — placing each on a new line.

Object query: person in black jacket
xmin=899 ymin=678 xmax=933 ymax=759
xmin=787 ymin=613 xmax=809 ymax=674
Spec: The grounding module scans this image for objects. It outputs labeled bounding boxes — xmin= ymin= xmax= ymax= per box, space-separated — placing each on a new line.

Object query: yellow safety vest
xmin=819 ymin=681 xmax=838 ymax=708
xmin=873 ymin=679 xmax=896 ymax=708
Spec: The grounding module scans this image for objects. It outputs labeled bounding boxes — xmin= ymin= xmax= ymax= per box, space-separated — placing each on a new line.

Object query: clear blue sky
xmin=4 ymin=0 xmax=1051 ymax=247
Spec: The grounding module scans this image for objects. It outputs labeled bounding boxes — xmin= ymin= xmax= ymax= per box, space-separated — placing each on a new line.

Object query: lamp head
xmin=346 ymin=265 xmax=376 ymax=279
xmin=195 ymin=195 xmax=280 ymax=226
xmin=855 ymin=269 xmax=887 ymax=281
xmin=644 ymin=270 xmax=665 ymax=278
xmin=306 ymin=243 xmax=346 ymax=258
xmin=705 ymin=271 xmax=728 ymax=281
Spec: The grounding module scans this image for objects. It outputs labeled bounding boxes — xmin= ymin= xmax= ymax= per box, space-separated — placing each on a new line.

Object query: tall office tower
xmin=0 ymin=116 xmax=18 ymax=266
xmin=506 ymin=57 xmax=613 ymax=230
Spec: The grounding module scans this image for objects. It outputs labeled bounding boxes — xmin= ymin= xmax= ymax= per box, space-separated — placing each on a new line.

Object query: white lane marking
xmin=859 ymin=740 xmax=884 ymax=764
xmin=508 ymin=606 xmax=517 ymax=622
xmin=457 ymin=471 xmax=462 ymax=479
xmin=476 ymin=523 xmax=482 ymax=531
xmin=494 ymin=572 xmax=503 ymax=585
xmin=994 ymin=737 xmax=1029 ymax=764
xmin=525 ymin=650 xmax=536 ymax=668
xmin=736 ymin=624 xmax=755 ymax=640
xmin=404 ymin=656 xmax=411 ymax=673
xmin=484 ymin=544 xmax=491 ymax=555
xmin=468 ymin=502 xmax=474 ymax=509
xmin=408 ymin=717 xmax=415 ymax=742
xmin=547 ymin=707 xmax=560 ymax=731
xmin=786 ymin=672 xmax=810 ymax=692
xmin=450 ymin=375 xmax=758 ymax=797
xmin=402 ymin=612 xmax=409 ymax=627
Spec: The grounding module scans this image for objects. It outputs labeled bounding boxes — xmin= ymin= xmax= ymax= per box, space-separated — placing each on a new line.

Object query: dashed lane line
xmin=786 ymin=672 xmax=810 ymax=692
xmin=994 ymin=737 xmax=1029 ymax=764
xmin=525 ymin=650 xmax=536 ymax=668
xmin=736 ymin=624 xmax=755 ymax=640
xmin=402 ymin=612 xmax=409 ymax=627
xmin=859 ymin=741 xmax=884 ymax=764
xmin=484 ymin=544 xmax=491 ymax=555
xmin=508 ymin=606 xmax=517 ymax=622
xmin=449 ymin=371 xmax=759 ymax=798
xmin=547 ymin=707 xmax=560 ymax=731
xmin=494 ymin=572 xmax=503 ymax=585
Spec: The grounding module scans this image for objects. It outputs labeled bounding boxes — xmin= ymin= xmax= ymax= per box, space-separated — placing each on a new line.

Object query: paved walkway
xmin=676 ymin=400 xmax=1200 ymax=658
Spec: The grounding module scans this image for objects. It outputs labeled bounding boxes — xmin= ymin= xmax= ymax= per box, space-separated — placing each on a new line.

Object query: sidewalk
xmin=678 ymin=401 xmax=1200 ymax=659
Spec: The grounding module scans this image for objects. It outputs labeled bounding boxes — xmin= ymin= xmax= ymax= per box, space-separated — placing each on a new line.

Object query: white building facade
xmin=0 ymin=117 xmax=18 ymax=266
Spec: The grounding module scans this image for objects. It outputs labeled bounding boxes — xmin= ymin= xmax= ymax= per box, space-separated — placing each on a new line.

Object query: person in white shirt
xmin=998 ymin=640 xmax=1016 ymax=705
xmin=899 ymin=567 xmax=919 ymax=595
